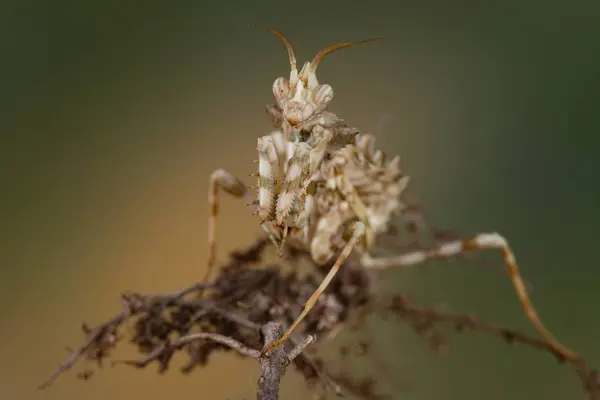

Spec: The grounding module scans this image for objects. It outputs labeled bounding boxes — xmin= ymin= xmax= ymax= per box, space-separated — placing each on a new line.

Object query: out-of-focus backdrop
xmin=2 ymin=1 xmax=599 ymax=399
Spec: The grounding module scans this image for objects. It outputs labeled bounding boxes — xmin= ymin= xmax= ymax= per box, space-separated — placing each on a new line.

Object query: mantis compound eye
xmin=273 ymin=77 xmax=290 ymax=103
xmin=313 ymin=84 xmax=334 ymax=108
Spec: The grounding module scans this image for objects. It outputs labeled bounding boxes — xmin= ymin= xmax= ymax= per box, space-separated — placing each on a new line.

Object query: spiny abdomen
xmin=319 ymin=133 xmax=410 ymax=236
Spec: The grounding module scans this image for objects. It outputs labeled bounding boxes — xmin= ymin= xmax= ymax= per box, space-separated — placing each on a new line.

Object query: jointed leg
xmin=361 ymin=232 xmax=581 ymax=362
xmin=260 ymin=221 xmax=366 ymax=356
xmin=261 ymin=221 xmax=282 ymax=250
xmin=204 ymin=169 xmax=254 ymax=283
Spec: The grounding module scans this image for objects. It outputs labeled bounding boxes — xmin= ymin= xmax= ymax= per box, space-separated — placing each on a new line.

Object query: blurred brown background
xmin=2 ymin=1 xmax=599 ymax=399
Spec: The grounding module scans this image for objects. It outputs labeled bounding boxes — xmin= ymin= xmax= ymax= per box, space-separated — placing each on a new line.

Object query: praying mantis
xmin=205 ymin=25 xmax=580 ymax=361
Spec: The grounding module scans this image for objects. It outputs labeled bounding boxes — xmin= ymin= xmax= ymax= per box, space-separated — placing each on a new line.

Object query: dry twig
xmin=40 ymin=236 xmax=599 ymax=399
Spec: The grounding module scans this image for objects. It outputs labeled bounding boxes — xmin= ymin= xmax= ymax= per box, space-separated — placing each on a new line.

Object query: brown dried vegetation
xmin=40 ymin=231 xmax=600 ymax=399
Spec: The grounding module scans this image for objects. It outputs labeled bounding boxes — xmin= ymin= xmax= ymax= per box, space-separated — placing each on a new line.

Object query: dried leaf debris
xmin=40 ymin=235 xmax=600 ymax=399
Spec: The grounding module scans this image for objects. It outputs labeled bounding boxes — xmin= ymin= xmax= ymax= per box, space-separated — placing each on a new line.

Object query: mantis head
xmin=253 ymin=25 xmax=381 ymax=127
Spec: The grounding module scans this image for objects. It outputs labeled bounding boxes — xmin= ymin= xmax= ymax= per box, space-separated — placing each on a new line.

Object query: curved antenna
xmin=250 ymin=25 xmax=297 ymax=78
xmin=310 ymin=38 xmax=383 ymax=72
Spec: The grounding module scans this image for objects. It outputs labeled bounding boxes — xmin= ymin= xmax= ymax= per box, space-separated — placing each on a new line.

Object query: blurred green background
xmin=2 ymin=1 xmax=599 ymax=399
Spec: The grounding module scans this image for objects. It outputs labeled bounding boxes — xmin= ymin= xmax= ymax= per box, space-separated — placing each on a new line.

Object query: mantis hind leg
xmin=360 ymin=233 xmax=581 ymax=362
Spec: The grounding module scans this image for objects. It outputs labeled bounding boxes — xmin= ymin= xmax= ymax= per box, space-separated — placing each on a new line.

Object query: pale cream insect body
xmin=206 ymin=26 xmax=580 ymax=361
